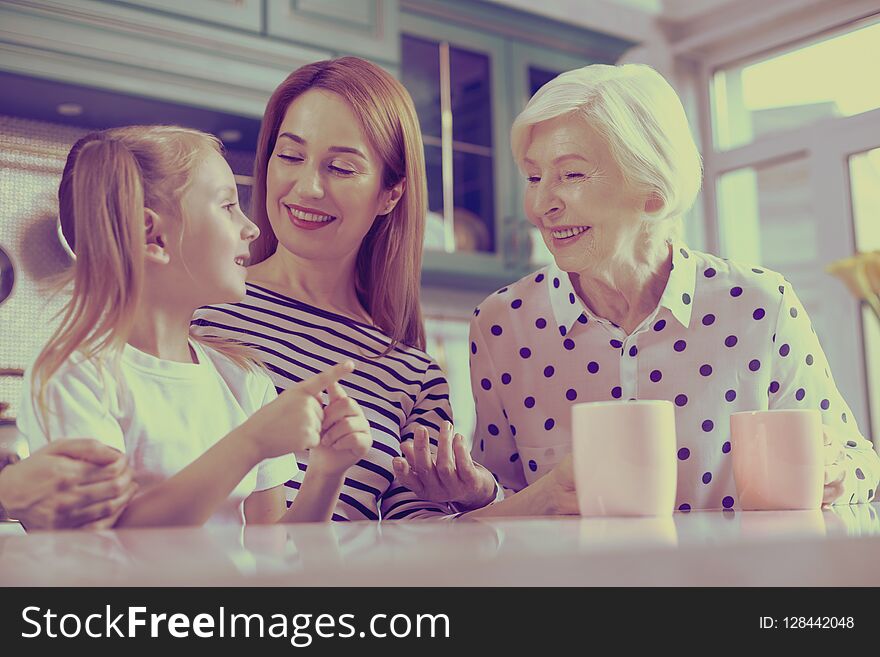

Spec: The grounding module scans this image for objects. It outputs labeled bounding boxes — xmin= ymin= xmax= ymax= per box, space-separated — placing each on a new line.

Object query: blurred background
xmin=0 ymin=0 xmax=877 ymax=449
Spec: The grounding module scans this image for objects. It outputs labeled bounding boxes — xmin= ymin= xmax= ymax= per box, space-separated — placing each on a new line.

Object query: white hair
xmin=511 ymin=64 xmax=703 ymax=237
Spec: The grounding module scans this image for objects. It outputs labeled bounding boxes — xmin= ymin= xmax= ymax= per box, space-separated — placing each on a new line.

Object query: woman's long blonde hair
xmin=250 ymin=57 xmax=428 ymax=351
xmin=33 ymin=125 xmax=255 ymax=435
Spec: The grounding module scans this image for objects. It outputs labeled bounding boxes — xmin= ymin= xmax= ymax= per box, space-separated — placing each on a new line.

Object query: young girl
xmin=16 ymin=125 xmax=372 ymax=527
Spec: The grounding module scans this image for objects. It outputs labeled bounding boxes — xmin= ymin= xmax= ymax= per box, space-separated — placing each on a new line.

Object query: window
xmin=402 ymin=34 xmax=496 ymax=254
xmin=711 ymin=18 xmax=880 ymax=151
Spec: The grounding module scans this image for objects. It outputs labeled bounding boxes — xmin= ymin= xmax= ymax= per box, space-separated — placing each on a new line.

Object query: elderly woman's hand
xmin=822 ymin=425 xmax=848 ymax=505
xmin=392 ymin=423 xmax=497 ymax=510
xmin=0 ymin=439 xmax=137 ymax=530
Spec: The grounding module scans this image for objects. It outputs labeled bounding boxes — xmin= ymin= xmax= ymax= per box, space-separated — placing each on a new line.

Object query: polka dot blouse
xmin=469 ymin=243 xmax=879 ymax=511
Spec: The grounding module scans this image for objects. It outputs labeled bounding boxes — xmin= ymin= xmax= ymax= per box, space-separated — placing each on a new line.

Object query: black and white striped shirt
xmin=192 ymin=282 xmax=455 ymax=521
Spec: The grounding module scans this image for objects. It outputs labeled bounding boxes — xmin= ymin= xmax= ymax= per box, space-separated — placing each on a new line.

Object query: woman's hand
xmin=822 ymin=424 xmax=848 ymax=505
xmin=308 ymin=382 xmax=372 ymax=478
xmin=243 ymin=361 xmax=354 ymax=460
xmin=0 ymin=439 xmax=137 ymax=530
xmin=392 ymin=423 xmax=497 ymax=510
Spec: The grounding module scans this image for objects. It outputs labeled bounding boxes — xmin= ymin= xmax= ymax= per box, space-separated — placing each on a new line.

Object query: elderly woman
xmin=395 ymin=63 xmax=879 ymax=514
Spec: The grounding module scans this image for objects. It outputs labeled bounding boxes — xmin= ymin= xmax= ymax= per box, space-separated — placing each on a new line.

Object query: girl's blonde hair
xmin=511 ymin=63 xmax=703 ymax=240
xmin=34 ymin=125 xmax=257 ymax=435
xmin=250 ymin=56 xmax=428 ymax=351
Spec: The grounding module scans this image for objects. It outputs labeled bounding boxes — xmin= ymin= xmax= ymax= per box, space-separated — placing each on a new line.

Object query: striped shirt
xmin=192 ymin=282 xmax=456 ymax=521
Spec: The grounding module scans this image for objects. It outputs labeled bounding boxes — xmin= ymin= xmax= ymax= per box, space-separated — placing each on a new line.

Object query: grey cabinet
xmin=266 ymin=0 xmax=400 ymax=65
xmin=99 ymin=0 xmax=263 ymax=32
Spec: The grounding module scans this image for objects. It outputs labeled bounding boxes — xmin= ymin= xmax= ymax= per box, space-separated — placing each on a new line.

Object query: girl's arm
xmin=244 ymin=470 xmax=345 ymax=524
xmin=115 ymin=425 xmax=262 ymax=527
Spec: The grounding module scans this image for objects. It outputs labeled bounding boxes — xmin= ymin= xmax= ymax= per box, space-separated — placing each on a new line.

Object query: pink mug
xmin=571 ymin=400 xmax=677 ymax=517
xmin=730 ymin=409 xmax=824 ymax=510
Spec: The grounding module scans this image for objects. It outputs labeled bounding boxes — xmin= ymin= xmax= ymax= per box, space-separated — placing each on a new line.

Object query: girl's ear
xmin=377 ymin=177 xmax=406 ymax=216
xmin=144 ymin=208 xmax=170 ymax=264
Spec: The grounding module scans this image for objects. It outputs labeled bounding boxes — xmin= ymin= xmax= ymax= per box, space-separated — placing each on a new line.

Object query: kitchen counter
xmin=1 ymin=504 xmax=878 ymax=586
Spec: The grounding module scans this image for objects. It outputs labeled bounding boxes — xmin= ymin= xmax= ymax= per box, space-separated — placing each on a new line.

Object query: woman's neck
xmin=247 ymin=248 xmax=370 ymax=323
xmin=570 ymin=236 xmax=672 ymax=335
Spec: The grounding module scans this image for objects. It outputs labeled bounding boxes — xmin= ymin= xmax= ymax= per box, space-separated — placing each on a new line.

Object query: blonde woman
xmin=399 ymin=63 xmax=879 ymax=514
xmin=16 ymin=126 xmax=370 ymax=528
xmin=192 ymin=57 xmax=498 ymax=520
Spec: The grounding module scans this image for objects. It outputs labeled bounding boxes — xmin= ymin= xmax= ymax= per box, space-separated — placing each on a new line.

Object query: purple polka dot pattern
xmin=468 ymin=247 xmax=855 ymax=512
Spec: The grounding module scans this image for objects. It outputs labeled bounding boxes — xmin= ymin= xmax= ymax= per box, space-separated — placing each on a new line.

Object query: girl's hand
xmin=392 ymin=423 xmax=497 ymax=510
xmin=308 ymin=382 xmax=372 ymax=477
xmin=244 ymin=361 xmax=354 ymax=460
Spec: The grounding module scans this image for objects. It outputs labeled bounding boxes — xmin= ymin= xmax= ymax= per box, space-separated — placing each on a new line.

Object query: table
xmin=1 ymin=504 xmax=878 ymax=586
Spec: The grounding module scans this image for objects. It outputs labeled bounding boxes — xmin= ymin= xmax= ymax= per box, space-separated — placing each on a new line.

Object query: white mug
xmin=571 ymin=400 xmax=677 ymax=517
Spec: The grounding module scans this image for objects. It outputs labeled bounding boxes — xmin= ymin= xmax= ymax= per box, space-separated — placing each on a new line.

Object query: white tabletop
xmin=1 ymin=504 xmax=878 ymax=586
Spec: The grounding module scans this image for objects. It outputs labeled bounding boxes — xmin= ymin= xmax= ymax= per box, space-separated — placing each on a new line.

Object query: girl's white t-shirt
xmin=17 ymin=340 xmax=296 ymax=525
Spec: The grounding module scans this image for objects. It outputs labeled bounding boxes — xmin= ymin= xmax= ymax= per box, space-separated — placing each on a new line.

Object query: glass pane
xmin=716 ymin=157 xmax=814 ymax=269
xmin=711 ymin=19 xmax=880 ymax=150
xmin=848 ymin=148 xmax=880 ymax=443
xmin=449 ymin=46 xmax=493 ymax=148
xmin=423 ymin=144 xmax=446 ymax=252
xmin=528 ymin=66 xmax=558 ymax=98
xmin=401 ymin=35 xmax=442 ymax=139
xmin=452 ymin=150 xmax=495 ymax=253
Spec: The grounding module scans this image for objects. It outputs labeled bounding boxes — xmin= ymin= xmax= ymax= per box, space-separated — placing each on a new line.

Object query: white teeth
xmin=234 ymin=257 xmax=246 ymax=266
xmin=551 ymin=226 xmax=589 ymax=239
xmin=288 ymin=206 xmax=335 ymax=223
